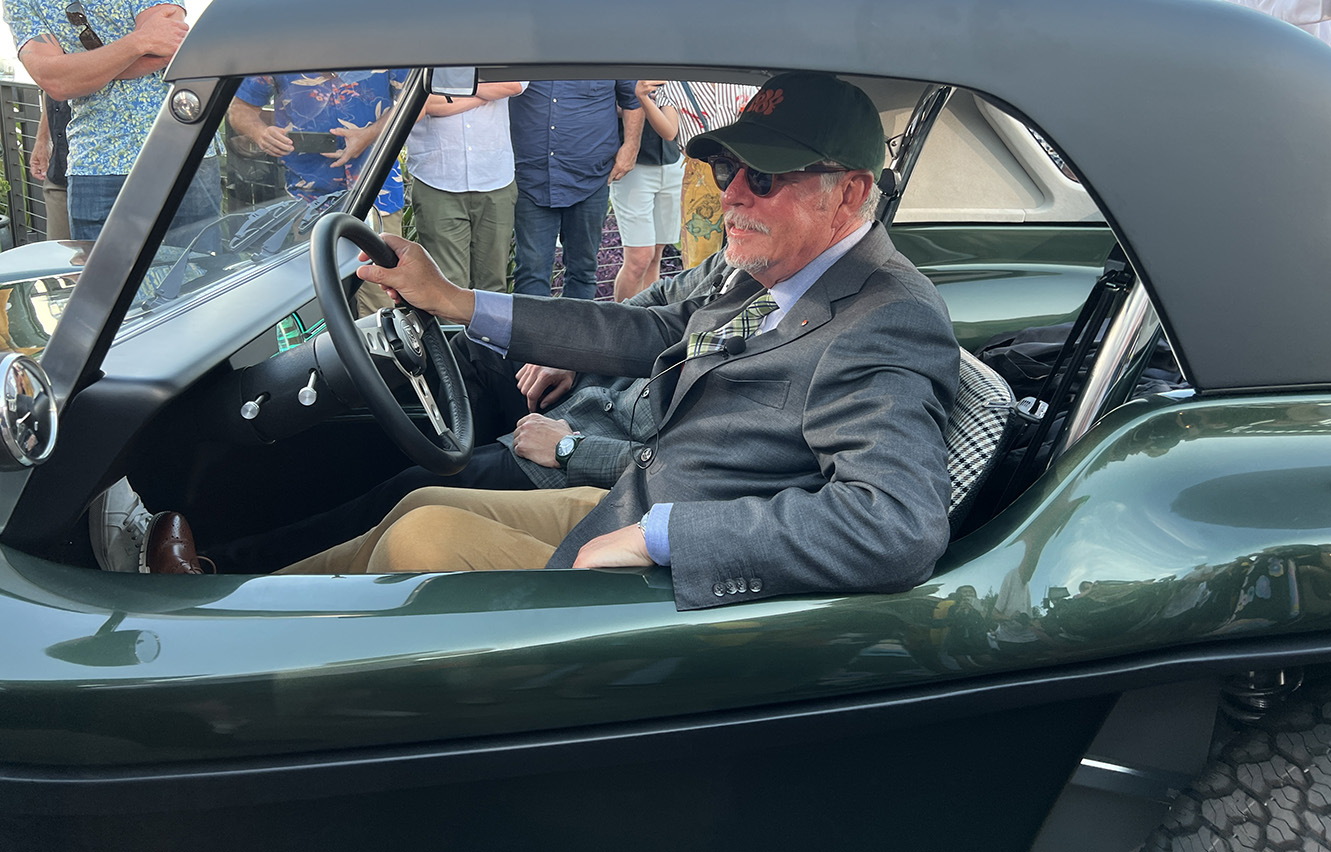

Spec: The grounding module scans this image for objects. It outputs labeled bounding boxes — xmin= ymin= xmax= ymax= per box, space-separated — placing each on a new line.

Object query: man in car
xmin=159 ymin=73 xmax=959 ymax=611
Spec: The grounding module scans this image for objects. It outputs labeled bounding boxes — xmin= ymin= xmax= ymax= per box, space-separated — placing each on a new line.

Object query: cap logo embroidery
xmin=745 ymin=89 xmax=785 ymax=116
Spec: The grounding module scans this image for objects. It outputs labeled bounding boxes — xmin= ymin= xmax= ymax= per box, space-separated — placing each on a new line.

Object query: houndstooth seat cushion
xmin=945 ymin=348 xmax=1017 ymax=531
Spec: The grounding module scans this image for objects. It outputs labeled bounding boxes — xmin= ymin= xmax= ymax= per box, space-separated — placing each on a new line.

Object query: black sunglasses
xmin=707 ymin=154 xmax=849 ymax=197
xmin=65 ymin=2 xmax=104 ymax=51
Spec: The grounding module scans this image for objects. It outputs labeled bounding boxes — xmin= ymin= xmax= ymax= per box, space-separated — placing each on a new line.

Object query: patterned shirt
xmin=3 ymin=0 xmax=185 ymax=176
xmin=656 ymin=82 xmax=758 ymax=148
xmin=235 ymin=70 xmax=408 ymax=214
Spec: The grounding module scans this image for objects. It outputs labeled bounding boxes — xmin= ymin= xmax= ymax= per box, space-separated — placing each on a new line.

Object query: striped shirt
xmin=657 ymin=82 xmax=759 ymax=147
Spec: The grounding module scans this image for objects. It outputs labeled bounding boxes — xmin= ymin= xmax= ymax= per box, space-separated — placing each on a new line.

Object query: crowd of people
xmin=3 ymin=2 xmax=762 ymax=302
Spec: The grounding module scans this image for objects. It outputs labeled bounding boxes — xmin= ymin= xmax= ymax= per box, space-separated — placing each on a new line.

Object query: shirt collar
xmin=768 ymin=221 xmax=873 ymax=314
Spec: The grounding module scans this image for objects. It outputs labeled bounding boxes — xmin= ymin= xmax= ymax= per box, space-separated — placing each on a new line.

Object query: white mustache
xmin=724 ymin=213 xmax=771 ymax=235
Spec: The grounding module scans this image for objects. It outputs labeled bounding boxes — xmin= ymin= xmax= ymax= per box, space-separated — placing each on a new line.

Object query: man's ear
xmin=836 ymin=171 xmax=874 ymax=219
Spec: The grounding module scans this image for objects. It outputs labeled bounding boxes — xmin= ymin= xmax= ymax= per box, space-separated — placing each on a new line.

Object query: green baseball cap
xmin=685 ymin=72 xmax=885 ymax=179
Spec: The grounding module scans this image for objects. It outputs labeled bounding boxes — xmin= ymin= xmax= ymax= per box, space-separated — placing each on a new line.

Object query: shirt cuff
xmin=465 ymin=289 xmax=513 ymax=353
xmin=642 ymin=503 xmax=672 ymax=565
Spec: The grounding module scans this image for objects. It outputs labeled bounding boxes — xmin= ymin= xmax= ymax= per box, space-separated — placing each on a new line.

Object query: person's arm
xmin=636 ymin=80 xmax=680 ymax=141
xmin=228 ymin=97 xmax=293 ymax=158
xmin=16 ymin=5 xmax=188 ymax=101
xmin=30 ymin=97 xmax=51 ymax=182
xmin=422 ymin=94 xmax=484 ymax=118
xmin=610 ymin=104 xmax=644 ymax=183
xmin=511 ymin=257 xmax=726 ymax=412
xmin=419 ymin=81 xmax=525 ymax=119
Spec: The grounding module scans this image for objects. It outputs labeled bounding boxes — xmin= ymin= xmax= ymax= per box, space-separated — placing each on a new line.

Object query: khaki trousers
xmin=278 ymin=486 xmax=607 ymax=575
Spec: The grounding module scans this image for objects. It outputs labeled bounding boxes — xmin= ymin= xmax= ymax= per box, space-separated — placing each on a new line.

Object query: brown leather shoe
xmin=139 ymin=512 xmax=204 ymax=575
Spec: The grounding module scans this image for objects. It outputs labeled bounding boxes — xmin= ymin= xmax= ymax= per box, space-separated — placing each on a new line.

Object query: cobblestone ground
xmin=551 ymin=210 xmax=685 ymax=300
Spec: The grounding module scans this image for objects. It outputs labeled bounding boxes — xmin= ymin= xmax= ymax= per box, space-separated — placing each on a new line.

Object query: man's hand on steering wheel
xmin=354 ymin=234 xmax=476 ymax=323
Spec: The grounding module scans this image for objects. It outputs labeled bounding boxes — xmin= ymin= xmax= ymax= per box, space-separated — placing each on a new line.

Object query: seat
xmin=945 ymin=348 xmax=1018 ymax=533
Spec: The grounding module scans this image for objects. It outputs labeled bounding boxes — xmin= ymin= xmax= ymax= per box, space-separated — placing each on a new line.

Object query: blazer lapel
xmin=657 ymin=224 xmax=899 ymax=425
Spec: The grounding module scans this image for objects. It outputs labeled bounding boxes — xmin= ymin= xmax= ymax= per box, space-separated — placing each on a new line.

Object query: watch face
xmin=557 ymin=436 xmax=575 ymax=457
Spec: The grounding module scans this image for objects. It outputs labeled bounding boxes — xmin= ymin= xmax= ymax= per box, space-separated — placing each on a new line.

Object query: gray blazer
xmin=499 ymin=253 xmax=732 ymax=489
xmin=508 ymin=224 xmax=959 ymax=610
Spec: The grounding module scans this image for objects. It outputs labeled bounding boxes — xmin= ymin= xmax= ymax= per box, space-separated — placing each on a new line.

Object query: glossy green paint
xmin=1 ymin=394 xmax=1328 ymax=768
xmin=897 ymin=224 xmax=1116 ymax=350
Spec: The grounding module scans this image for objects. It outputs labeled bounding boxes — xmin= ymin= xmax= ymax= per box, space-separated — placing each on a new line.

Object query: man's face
xmin=721 ymin=165 xmax=855 ymax=287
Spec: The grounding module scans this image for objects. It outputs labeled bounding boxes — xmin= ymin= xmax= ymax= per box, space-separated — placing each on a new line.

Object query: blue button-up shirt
xmin=508 ymin=80 xmax=640 ymax=208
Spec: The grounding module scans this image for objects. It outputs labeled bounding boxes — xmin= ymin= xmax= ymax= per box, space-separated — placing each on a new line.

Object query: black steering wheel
xmin=311 ymin=212 xmax=473 ymax=475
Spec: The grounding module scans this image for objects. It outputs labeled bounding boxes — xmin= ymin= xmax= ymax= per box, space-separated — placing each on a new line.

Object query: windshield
xmin=118 ymin=68 xmax=411 ymax=336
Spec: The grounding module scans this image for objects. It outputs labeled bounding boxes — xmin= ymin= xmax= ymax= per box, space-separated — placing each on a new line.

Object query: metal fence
xmin=0 ymin=81 xmax=50 ymax=248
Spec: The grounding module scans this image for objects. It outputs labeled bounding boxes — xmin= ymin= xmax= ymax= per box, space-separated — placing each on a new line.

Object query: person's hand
xmin=326 ymin=123 xmax=378 ymax=168
xmin=510 ymin=414 xmax=573 ymax=468
xmin=515 ymin=363 xmax=576 ymax=412
xmin=29 ymin=144 xmax=49 ymax=182
xmin=251 ymin=125 xmax=295 ymax=158
xmin=132 ymin=9 xmax=189 ymax=59
xmin=354 ymin=234 xmax=475 ymax=323
xmin=572 ymin=524 xmax=653 ymax=569
xmin=609 ymin=145 xmax=637 ymax=183
xmin=635 ymin=80 xmax=665 ymax=102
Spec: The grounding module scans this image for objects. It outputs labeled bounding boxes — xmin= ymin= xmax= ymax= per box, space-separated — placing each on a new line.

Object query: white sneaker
xmin=89 ymin=477 xmax=153 ymax=573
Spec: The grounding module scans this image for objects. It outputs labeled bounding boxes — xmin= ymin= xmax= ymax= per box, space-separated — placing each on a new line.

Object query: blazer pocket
xmin=715 ymin=376 xmax=790 ymax=409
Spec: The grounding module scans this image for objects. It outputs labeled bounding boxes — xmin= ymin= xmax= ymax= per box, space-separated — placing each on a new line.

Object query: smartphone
xmin=287 ymin=131 xmax=340 ymax=155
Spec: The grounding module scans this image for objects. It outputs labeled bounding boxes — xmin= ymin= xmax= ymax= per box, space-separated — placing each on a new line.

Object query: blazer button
xmin=638 ymin=447 xmax=654 ymax=463
xmin=603 ymin=401 xmax=614 ymax=411
xmin=713 ymin=583 xmax=726 ymax=597
xmin=736 ymin=577 xmax=748 ymax=593
xmin=749 ymin=577 xmax=763 ymax=592
xmin=640 ymin=388 xmax=650 ymax=398
xmin=725 ymin=579 xmax=738 ymax=594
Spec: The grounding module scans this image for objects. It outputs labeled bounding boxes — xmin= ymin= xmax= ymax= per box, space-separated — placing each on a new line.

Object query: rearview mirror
xmin=430 ymin=67 xmax=478 ymax=98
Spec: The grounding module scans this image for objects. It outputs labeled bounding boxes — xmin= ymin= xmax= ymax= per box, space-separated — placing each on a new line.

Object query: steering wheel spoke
xmin=406 ymin=372 xmax=449 ymax=437
xmin=355 ymin=312 xmax=399 ymax=363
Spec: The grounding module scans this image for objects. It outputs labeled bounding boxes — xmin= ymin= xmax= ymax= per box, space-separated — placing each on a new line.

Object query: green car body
xmin=1 ymin=0 xmax=1329 ymax=849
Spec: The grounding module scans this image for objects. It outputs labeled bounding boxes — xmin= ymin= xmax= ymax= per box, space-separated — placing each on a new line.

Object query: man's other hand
xmin=511 ymin=414 xmax=572 ymax=468
xmin=572 ymin=524 xmax=653 ymax=569
xmin=515 ymin=364 xmax=575 ymax=412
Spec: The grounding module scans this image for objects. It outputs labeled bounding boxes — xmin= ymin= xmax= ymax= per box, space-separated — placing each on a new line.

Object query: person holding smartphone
xmin=228 ymin=69 xmax=409 ymax=236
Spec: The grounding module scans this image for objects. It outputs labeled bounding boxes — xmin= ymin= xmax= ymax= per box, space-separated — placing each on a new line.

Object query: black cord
xmin=629 ymin=337 xmax=746 ymax=470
